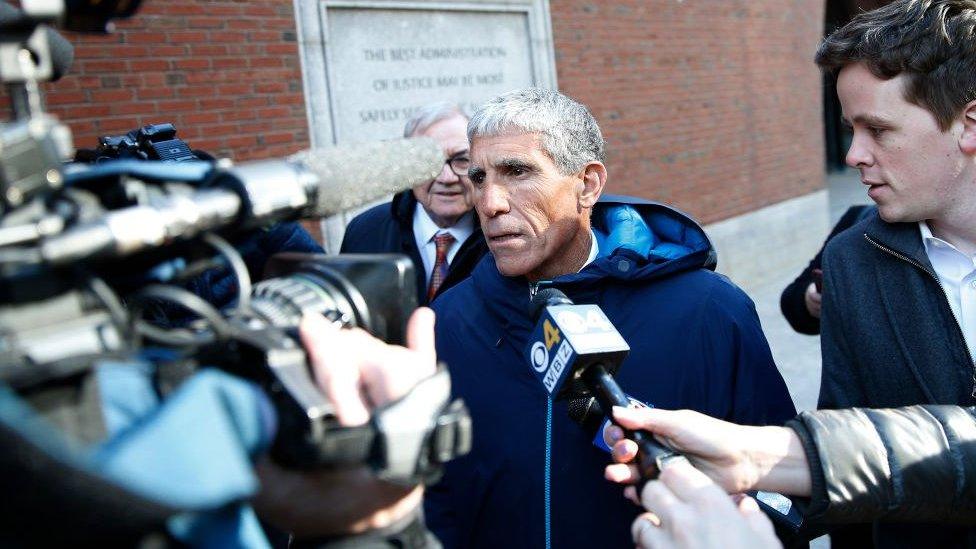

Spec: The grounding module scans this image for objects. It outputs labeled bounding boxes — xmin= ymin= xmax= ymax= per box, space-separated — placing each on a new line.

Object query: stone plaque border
xmin=293 ymin=0 xmax=558 ymax=147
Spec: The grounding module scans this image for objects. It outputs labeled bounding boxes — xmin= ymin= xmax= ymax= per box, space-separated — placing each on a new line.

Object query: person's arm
xmin=604 ymin=407 xmax=810 ymax=496
xmin=700 ymin=279 xmax=797 ymax=426
xmin=606 ymin=405 xmax=976 ymax=525
xmin=338 ymin=215 xmax=361 ymax=254
xmin=791 ymin=405 xmax=976 ymax=525
xmin=779 ymin=258 xmax=823 ymax=335
xmin=779 ymin=206 xmax=869 ymax=336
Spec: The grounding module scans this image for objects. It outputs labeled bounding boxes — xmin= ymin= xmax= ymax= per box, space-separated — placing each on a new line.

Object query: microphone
xmin=39 ymin=137 xmax=443 ymax=264
xmin=527 ymin=288 xmax=683 ymax=479
xmin=550 ymin=294 xmax=806 ymax=535
xmin=253 ymin=136 xmax=443 ymax=218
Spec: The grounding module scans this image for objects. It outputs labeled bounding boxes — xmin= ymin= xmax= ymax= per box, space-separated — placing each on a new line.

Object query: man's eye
xmin=869 ymin=127 xmax=886 ymax=138
xmin=450 ymin=156 xmax=470 ymax=171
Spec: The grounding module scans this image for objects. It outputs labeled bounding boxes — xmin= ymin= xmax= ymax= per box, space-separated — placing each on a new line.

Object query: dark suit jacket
xmin=339 ymin=190 xmax=487 ymax=306
xmin=819 ymin=212 xmax=976 ymax=548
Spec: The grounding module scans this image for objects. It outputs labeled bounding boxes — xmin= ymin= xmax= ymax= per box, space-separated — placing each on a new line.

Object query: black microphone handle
xmin=579 ymin=363 xmax=678 ymax=480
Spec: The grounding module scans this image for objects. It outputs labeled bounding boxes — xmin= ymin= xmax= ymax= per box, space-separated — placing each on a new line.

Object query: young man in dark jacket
xmin=813 ymin=0 xmax=976 ymax=546
xmin=423 ymin=88 xmax=796 ymax=548
xmin=340 ymin=103 xmax=488 ymax=306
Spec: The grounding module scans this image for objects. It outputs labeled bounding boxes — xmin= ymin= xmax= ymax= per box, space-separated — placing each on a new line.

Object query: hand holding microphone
xmin=604 ymin=407 xmax=811 ymax=497
xmin=605 ymin=407 xmax=807 ymax=545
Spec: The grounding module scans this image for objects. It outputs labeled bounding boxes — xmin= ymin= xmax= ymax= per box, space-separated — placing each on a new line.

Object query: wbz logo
xmin=528 ymin=308 xmax=614 ymax=394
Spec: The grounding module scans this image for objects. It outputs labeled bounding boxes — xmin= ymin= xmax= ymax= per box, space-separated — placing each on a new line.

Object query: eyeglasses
xmin=446 ymin=152 xmax=470 ymax=178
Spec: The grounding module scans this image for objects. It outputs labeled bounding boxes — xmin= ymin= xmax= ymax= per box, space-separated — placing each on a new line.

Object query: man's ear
xmin=578 ymin=161 xmax=607 ymax=209
xmin=960 ymin=100 xmax=976 ymax=156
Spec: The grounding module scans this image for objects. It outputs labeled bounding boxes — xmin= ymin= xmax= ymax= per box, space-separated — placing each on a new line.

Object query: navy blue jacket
xmin=340 ymin=191 xmax=488 ymax=306
xmin=424 ymin=195 xmax=797 ymax=549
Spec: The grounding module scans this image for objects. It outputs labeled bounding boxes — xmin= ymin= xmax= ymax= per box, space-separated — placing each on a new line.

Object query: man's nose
xmin=845 ymin=135 xmax=874 ymax=169
xmin=477 ymin=182 xmax=509 ymax=217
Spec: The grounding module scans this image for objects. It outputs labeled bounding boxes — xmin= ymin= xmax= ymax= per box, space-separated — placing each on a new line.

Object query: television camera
xmin=0 ymin=0 xmax=470 ymax=487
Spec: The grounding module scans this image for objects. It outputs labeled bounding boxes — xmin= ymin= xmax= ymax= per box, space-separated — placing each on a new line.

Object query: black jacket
xmin=780 ymin=205 xmax=874 ymax=335
xmin=819 ymin=212 xmax=976 ymax=547
xmin=789 ymin=405 xmax=976 ymax=525
xmin=339 ymin=190 xmax=488 ymax=306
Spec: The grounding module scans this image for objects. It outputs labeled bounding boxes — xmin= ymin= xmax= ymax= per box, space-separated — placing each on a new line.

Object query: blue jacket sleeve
xmin=704 ymin=278 xmax=797 ymax=426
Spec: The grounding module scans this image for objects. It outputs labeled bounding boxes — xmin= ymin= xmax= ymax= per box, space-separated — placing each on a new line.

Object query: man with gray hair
xmin=423 ymin=88 xmax=796 ymax=548
xmin=340 ymin=102 xmax=488 ymax=305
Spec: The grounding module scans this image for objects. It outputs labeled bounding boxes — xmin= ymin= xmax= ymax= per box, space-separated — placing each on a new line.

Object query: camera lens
xmin=250 ymin=271 xmax=358 ymax=329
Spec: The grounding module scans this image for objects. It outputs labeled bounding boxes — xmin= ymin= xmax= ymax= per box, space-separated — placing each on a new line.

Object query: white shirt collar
xmin=917 ymin=220 xmax=976 ymax=364
xmin=919 ymin=221 xmax=976 ymax=261
xmin=918 ymin=220 xmax=941 ymax=250
xmin=414 ymin=204 xmax=475 ymax=246
xmin=580 ymin=230 xmax=599 ymax=271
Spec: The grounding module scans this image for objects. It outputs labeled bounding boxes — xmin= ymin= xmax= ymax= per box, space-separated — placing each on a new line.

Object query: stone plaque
xmin=294 ymin=0 xmax=556 ymax=250
xmin=325 ymin=8 xmax=536 ymax=143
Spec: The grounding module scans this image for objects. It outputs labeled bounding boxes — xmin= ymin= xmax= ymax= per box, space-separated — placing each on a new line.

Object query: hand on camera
xmin=630 ymin=460 xmax=781 ymax=549
xmin=253 ymin=308 xmax=437 ymax=538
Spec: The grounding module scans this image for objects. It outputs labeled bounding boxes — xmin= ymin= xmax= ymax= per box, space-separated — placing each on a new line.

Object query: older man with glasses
xmin=341 ymin=102 xmax=488 ymax=305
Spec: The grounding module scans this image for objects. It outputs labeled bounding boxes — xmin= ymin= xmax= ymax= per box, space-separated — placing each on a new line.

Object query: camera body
xmin=0 ymin=0 xmax=469 ymax=495
xmin=81 ymin=123 xmax=200 ymax=163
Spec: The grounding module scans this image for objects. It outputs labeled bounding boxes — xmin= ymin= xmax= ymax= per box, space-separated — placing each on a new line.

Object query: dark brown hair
xmin=816 ymin=0 xmax=976 ymax=130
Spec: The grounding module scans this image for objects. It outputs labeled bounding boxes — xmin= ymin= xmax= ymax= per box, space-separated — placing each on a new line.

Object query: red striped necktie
xmin=427 ymin=232 xmax=456 ymax=302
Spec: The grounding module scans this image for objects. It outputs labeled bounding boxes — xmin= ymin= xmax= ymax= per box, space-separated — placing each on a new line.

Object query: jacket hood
xmin=468 ymin=194 xmax=716 ymax=325
xmin=587 ymin=194 xmax=716 ymax=281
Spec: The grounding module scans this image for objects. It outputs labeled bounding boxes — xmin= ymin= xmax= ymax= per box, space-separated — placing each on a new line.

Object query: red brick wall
xmin=551 ymin=1 xmax=827 ymax=224
xmin=16 ymin=1 xmax=826 ymax=227
xmin=39 ymin=0 xmax=309 ymax=161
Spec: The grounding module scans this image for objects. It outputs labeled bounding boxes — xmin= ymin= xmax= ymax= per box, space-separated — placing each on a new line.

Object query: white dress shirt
xmin=581 ymin=230 xmax=599 ymax=270
xmin=413 ymin=206 xmax=475 ymax=285
xmin=919 ymin=221 xmax=976 ymax=362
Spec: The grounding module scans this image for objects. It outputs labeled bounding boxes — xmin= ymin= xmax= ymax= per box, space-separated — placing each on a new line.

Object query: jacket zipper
xmin=864 ymin=234 xmax=976 ymax=398
xmin=544 ymin=395 xmax=553 ymax=549
xmin=529 ymin=279 xmax=554 ymax=548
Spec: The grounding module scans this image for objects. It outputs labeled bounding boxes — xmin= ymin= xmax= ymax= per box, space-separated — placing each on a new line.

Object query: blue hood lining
xmin=593 ymin=204 xmax=709 ymax=264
